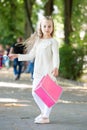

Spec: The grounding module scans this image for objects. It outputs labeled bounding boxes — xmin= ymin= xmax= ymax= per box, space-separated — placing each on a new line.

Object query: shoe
xmin=14 ymin=75 xmax=17 ymax=80
xmin=34 ymin=117 xmax=50 ymax=124
xmin=35 ymin=114 xmax=42 ymax=121
xmin=15 ymin=75 xmax=20 ymax=80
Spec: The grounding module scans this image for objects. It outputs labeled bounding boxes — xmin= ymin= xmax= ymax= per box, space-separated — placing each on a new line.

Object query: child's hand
xmin=51 ymin=68 xmax=58 ymax=77
xmin=8 ymin=54 xmax=18 ymax=60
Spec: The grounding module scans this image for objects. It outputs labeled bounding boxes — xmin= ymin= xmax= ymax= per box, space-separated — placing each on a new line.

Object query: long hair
xmin=23 ymin=32 xmax=38 ymax=53
xmin=23 ymin=16 xmax=54 ymax=53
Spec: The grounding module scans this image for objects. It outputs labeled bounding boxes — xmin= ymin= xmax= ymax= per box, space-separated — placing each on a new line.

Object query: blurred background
xmin=0 ymin=0 xmax=87 ymax=82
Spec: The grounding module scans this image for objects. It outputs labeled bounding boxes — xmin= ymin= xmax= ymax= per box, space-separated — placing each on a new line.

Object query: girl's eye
xmin=44 ymin=25 xmax=46 ymax=28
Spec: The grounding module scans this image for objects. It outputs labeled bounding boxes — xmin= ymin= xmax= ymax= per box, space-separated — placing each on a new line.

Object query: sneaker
xmin=34 ymin=114 xmax=42 ymax=121
xmin=14 ymin=75 xmax=17 ymax=80
xmin=34 ymin=117 xmax=50 ymax=124
xmin=15 ymin=75 xmax=20 ymax=80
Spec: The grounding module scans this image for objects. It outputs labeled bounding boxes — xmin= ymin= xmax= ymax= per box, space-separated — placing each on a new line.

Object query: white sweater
xmin=18 ymin=38 xmax=60 ymax=79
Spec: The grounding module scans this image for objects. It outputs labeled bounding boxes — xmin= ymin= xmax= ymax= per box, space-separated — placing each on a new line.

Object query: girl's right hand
xmin=51 ymin=67 xmax=59 ymax=77
xmin=8 ymin=54 xmax=18 ymax=60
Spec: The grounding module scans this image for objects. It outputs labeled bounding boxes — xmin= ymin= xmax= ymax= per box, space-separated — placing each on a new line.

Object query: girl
xmin=9 ymin=16 xmax=60 ymax=124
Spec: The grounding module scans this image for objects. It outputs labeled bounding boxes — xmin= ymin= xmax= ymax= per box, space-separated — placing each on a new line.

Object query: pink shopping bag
xmin=34 ymin=74 xmax=63 ymax=107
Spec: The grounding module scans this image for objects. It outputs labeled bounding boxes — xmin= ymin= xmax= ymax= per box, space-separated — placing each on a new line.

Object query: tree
xmin=0 ymin=0 xmax=25 ymax=45
xmin=64 ymin=0 xmax=73 ymax=44
xmin=44 ymin=0 xmax=54 ymax=16
xmin=24 ymin=0 xmax=35 ymax=38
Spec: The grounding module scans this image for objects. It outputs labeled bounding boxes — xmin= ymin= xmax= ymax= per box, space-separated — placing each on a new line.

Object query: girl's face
xmin=41 ymin=19 xmax=53 ymax=37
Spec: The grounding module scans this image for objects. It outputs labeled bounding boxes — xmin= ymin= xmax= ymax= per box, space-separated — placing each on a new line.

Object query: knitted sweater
xmin=18 ymin=38 xmax=60 ymax=79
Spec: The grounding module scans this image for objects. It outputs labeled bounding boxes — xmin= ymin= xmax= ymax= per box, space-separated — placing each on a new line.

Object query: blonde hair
xmin=23 ymin=16 xmax=54 ymax=52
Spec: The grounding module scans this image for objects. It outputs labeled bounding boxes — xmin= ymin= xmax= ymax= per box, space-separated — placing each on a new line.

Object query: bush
xmin=59 ymin=44 xmax=84 ymax=80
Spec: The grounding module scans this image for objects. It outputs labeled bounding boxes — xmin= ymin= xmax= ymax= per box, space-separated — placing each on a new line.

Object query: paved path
xmin=0 ymin=68 xmax=87 ymax=130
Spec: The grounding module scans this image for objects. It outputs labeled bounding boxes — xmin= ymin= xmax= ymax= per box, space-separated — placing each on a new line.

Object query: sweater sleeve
xmin=52 ymin=39 xmax=60 ymax=69
xmin=18 ymin=43 xmax=36 ymax=61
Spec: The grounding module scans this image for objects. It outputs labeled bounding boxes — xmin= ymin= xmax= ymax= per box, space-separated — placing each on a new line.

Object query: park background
xmin=0 ymin=0 xmax=87 ymax=82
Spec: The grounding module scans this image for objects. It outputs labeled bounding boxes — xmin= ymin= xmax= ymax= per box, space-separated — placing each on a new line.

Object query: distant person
xmin=0 ymin=44 xmax=4 ymax=69
xmin=3 ymin=45 xmax=11 ymax=69
xmin=10 ymin=37 xmax=25 ymax=80
xmin=25 ymin=59 xmax=34 ymax=80
xmin=9 ymin=16 xmax=60 ymax=124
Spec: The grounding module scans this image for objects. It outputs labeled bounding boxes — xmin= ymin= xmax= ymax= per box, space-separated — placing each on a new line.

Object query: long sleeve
xmin=18 ymin=43 xmax=36 ymax=61
xmin=52 ymin=40 xmax=60 ymax=69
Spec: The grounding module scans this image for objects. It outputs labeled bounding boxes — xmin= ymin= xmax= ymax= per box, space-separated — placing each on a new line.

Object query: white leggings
xmin=32 ymin=77 xmax=52 ymax=118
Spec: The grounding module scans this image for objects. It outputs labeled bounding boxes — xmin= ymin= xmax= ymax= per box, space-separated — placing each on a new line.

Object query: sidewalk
xmin=0 ymin=68 xmax=87 ymax=130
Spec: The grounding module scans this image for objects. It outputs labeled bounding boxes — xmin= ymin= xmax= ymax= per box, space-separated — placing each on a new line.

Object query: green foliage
xmin=0 ymin=0 xmax=25 ymax=46
xmin=59 ymin=44 xmax=85 ymax=80
xmin=59 ymin=0 xmax=87 ymax=80
xmin=71 ymin=0 xmax=87 ymax=46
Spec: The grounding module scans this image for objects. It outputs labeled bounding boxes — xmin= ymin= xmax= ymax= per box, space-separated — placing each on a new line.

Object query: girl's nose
xmin=46 ymin=27 xmax=49 ymax=31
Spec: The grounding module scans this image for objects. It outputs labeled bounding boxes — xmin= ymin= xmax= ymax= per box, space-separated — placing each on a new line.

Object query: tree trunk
xmin=24 ymin=0 xmax=34 ymax=38
xmin=64 ymin=0 xmax=73 ymax=44
xmin=7 ymin=0 xmax=18 ymax=43
xmin=44 ymin=0 xmax=54 ymax=16
xmin=9 ymin=0 xmax=17 ymax=35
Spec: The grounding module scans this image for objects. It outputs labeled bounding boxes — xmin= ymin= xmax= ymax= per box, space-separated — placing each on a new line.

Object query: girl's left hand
xmin=51 ymin=68 xmax=59 ymax=77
